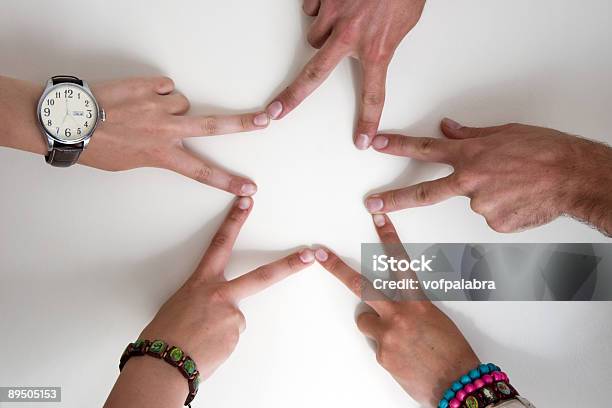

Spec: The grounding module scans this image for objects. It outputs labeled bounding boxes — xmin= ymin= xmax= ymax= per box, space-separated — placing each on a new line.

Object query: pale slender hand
xmin=0 ymin=75 xmax=270 ymax=196
xmin=314 ymin=214 xmax=479 ymax=408
xmin=104 ymin=197 xmax=315 ymax=408
xmin=266 ymin=0 xmax=426 ymax=149
xmin=366 ymin=119 xmax=612 ymax=235
xmin=83 ymin=77 xmax=270 ymax=195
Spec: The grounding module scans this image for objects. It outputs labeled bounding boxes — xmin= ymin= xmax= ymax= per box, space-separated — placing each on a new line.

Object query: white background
xmin=1 ymin=1 xmax=611 ymax=407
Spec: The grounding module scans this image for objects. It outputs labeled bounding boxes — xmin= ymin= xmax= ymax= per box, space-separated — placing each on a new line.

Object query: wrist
xmin=0 ymin=76 xmax=47 ymax=155
xmin=104 ymin=354 xmax=187 ymax=408
xmin=564 ymin=139 xmax=612 ymax=235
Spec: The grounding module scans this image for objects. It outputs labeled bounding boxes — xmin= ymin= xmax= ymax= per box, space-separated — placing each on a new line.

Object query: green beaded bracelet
xmin=119 ymin=339 xmax=201 ymax=407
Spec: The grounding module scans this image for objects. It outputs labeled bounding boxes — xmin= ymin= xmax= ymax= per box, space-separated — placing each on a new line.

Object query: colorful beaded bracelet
xmin=438 ymin=363 xmax=503 ymax=408
xmin=119 ymin=339 xmax=201 ymax=407
xmin=455 ymin=378 xmax=518 ymax=408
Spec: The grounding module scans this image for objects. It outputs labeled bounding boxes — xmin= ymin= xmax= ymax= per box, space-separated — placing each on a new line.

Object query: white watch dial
xmin=40 ymin=84 xmax=98 ymax=143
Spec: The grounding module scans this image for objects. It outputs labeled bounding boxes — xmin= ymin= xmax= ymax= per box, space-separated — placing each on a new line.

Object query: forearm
xmin=0 ymin=75 xmax=47 ymax=155
xmin=103 ymin=356 xmax=188 ymax=408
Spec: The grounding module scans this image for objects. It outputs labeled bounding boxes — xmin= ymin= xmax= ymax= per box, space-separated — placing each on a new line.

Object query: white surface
xmin=1 ymin=1 xmax=611 ymax=407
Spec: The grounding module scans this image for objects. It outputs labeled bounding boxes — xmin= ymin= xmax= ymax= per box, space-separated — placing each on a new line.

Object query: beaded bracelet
xmin=119 ymin=339 xmax=201 ymax=407
xmin=438 ymin=363 xmax=518 ymax=408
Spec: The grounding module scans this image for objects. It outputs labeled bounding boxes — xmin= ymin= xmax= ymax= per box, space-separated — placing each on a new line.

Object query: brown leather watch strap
xmin=45 ymin=143 xmax=83 ymax=167
xmin=51 ymin=75 xmax=83 ymax=86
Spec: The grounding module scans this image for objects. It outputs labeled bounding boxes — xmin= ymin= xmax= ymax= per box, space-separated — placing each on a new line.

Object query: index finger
xmin=354 ymin=62 xmax=388 ymax=150
xmin=371 ymin=134 xmax=459 ymax=164
xmin=193 ymin=197 xmax=254 ymax=282
xmin=227 ymin=250 xmax=315 ymax=300
xmin=176 ymin=111 xmax=270 ymax=137
xmin=372 ymin=214 xmax=427 ymax=302
xmin=315 ymin=248 xmax=393 ymax=316
xmin=266 ymin=37 xmax=348 ymax=120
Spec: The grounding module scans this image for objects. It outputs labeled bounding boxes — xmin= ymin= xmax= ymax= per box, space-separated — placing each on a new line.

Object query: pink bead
xmin=474 ymin=379 xmax=485 ymax=389
xmin=464 ymin=384 xmax=476 ymax=393
xmin=492 ymin=371 xmax=504 ymax=381
xmin=482 ymin=374 xmax=493 ymax=384
xmin=449 ymin=398 xmax=461 ymax=408
xmin=456 ymin=390 xmax=467 ymax=402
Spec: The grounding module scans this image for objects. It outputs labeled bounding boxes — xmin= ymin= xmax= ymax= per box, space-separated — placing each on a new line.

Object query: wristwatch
xmin=37 ymin=75 xmax=105 ymax=167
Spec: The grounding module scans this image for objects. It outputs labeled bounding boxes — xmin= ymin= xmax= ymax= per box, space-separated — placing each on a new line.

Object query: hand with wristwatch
xmin=0 ymin=74 xmax=270 ymax=195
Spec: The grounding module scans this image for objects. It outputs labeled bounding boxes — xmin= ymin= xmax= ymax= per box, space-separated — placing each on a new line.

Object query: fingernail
xmin=442 ymin=117 xmax=462 ymax=130
xmin=267 ymin=101 xmax=283 ymax=120
xmin=365 ymin=197 xmax=384 ymax=213
xmin=315 ymin=248 xmax=328 ymax=262
xmin=355 ymin=134 xmax=370 ymax=150
xmin=253 ymin=112 xmax=269 ymax=127
xmin=237 ymin=196 xmax=252 ymax=210
xmin=299 ymin=249 xmax=315 ymax=263
xmin=372 ymin=135 xmax=389 ymax=150
xmin=240 ymin=183 xmax=257 ymax=196
xmin=373 ymin=214 xmax=386 ymax=227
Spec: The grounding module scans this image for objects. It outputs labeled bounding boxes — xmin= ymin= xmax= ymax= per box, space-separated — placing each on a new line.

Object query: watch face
xmin=39 ymin=84 xmax=98 ymax=143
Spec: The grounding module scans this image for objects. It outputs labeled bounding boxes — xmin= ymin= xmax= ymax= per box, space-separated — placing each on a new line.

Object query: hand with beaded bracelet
xmin=103 ymin=197 xmax=316 ymax=408
xmin=315 ymin=214 xmax=535 ymax=408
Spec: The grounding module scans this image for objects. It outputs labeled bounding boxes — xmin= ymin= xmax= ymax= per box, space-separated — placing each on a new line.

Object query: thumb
xmin=440 ymin=118 xmax=510 ymax=140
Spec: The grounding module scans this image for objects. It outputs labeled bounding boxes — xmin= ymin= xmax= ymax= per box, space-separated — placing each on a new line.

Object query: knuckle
xmin=281 ymin=86 xmax=300 ymax=109
xmin=469 ymin=198 xmax=486 ymax=215
xmin=454 ymin=172 xmax=476 ymax=195
xmin=389 ymin=312 xmax=409 ymax=329
xmin=158 ymin=76 xmax=174 ymax=89
xmin=304 ymin=63 xmax=327 ymax=82
xmin=228 ymin=207 xmax=246 ymax=223
xmin=210 ymin=232 xmax=229 ymax=249
xmin=201 ymin=116 xmax=218 ymax=135
xmin=386 ymin=190 xmax=399 ymax=210
xmin=176 ymin=94 xmax=191 ymax=111
xmin=326 ymin=257 xmax=344 ymax=273
xmin=417 ymin=138 xmax=435 ymax=155
xmin=239 ymin=115 xmax=251 ymax=130
xmin=337 ymin=20 xmax=360 ymax=46
xmin=361 ymin=90 xmax=384 ymax=107
xmin=194 ymin=164 xmax=213 ymax=183
xmin=375 ymin=347 xmax=392 ymax=367
xmin=486 ymin=217 xmax=512 ymax=233
xmin=398 ymin=136 xmax=413 ymax=151
xmin=255 ymin=266 xmax=274 ymax=283
xmin=349 ymin=275 xmax=363 ymax=295
xmin=415 ymin=183 xmax=430 ymax=204
xmin=144 ymin=98 xmax=160 ymax=111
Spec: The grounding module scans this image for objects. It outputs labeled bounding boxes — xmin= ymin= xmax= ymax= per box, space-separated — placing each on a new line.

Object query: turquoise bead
xmin=487 ymin=363 xmax=498 ymax=372
xmin=438 ymin=400 xmax=449 ymax=408
xmin=479 ymin=363 xmax=490 ymax=374
xmin=443 ymin=389 xmax=455 ymax=400
xmin=451 ymin=381 xmax=463 ymax=392
xmin=460 ymin=375 xmax=472 ymax=385
xmin=469 ymin=369 xmax=481 ymax=379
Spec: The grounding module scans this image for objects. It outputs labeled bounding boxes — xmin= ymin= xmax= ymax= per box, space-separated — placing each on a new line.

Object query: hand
xmin=366 ymin=119 xmax=612 ymax=235
xmin=81 ymin=77 xmax=270 ymax=195
xmin=266 ymin=0 xmax=426 ymax=149
xmin=139 ymin=196 xmax=314 ymax=378
xmin=314 ymin=214 xmax=479 ymax=407
xmin=105 ymin=197 xmax=315 ymax=407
